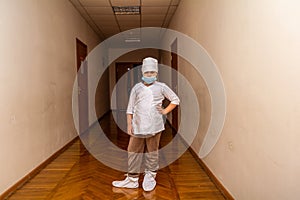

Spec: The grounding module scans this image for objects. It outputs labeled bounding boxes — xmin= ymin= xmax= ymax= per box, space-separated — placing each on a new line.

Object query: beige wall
xmin=95 ymin=68 xmax=110 ymax=119
xmin=169 ymin=0 xmax=300 ymax=199
xmin=0 ymin=0 xmax=103 ymax=194
xmin=160 ymin=51 xmax=211 ymax=145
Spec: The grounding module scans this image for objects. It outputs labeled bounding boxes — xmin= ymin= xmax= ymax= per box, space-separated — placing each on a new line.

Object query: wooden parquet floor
xmin=6 ymin=112 xmax=225 ymax=200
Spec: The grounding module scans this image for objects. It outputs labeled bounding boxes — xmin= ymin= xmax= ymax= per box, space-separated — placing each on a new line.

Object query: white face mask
xmin=142 ymin=76 xmax=157 ymax=84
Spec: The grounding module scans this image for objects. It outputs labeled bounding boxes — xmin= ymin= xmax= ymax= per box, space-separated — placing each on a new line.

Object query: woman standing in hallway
xmin=112 ymin=57 xmax=180 ymax=191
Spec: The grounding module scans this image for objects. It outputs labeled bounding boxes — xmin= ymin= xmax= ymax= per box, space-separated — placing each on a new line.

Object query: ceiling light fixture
xmin=125 ymin=38 xmax=141 ymax=43
xmin=112 ymin=6 xmax=140 ymax=15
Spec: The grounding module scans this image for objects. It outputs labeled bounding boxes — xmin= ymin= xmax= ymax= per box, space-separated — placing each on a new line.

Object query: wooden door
xmin=76 ymin=38 xmax=88 ymax=134
xmin=171 ymin=39 xmax=179 ymax=135
xmin=116 ymin=63 xmax=133 ymax=112
xmin=115 ymin=63 xmax=141 ymax=111
xmin=115 ymin=63 xmax=141 ymax=133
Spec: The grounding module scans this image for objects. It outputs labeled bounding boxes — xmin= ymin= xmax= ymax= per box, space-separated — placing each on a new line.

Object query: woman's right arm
xmin=127 ymin=114 xmax=134 ymax=136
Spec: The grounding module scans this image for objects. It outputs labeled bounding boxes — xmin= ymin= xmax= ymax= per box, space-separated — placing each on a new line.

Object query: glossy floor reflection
xmin=7 ymin=112 xmax=225 ymax=200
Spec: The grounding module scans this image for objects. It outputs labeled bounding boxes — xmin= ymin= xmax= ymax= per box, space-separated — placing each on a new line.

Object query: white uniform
xmin=127 ymin=81 xmax=180 ymax=136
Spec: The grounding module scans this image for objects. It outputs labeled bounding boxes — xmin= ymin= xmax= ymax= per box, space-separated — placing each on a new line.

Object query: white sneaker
xmin=112 ymin=175 xmax=139 ymax=189
xmin=142 ymin=171 xmax=157 ymax=191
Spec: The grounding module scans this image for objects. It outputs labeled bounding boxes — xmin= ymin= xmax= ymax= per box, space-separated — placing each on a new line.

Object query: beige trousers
xmin=127 ymin=132 xmax=161 ymax=177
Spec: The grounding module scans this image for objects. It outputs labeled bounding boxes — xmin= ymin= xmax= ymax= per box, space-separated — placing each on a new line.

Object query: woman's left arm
xmin=157 ymin=103 xmax=177 ymax=115
xmin=157 ymin=83 xmax=180 ymax=115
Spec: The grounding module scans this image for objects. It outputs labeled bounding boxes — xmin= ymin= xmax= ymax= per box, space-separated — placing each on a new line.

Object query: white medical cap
xmin=142 ymin=57 xmax=158 ymax=74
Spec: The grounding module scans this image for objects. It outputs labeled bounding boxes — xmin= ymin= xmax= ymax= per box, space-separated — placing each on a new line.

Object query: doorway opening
xmin=76 ymin=38 xmax=88 ymax=134
xmin=171 ymin=38 xmax=179 ymax=135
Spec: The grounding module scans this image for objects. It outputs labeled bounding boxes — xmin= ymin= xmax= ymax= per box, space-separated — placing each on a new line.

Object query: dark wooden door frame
xmin=171 ymin=38 xmax=179 ymax=135
xmin=115 ymin=62 xmax=142 ymax=112
xmin=76 ymin=38 xmax=88 ymax=134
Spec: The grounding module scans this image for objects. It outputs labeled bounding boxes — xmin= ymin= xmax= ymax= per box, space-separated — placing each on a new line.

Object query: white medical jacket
xmin=126 ymin=81 xmax=180 ymax=136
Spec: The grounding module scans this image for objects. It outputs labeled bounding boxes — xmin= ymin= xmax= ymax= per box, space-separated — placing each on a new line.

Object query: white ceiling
xmin=69 ymin=0 xmax=181 ymax=40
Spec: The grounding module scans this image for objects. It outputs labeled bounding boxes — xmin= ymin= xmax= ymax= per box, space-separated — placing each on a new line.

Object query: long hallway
xmin=6 ymin=112 xmax=225 ymax=200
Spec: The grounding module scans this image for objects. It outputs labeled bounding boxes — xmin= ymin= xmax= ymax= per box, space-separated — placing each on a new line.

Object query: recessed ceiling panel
xmin=142 ymin=0 xmax=171 ymax=6
xmin=121 ymin=28 xmax=141 ymax=38
xmin=95 ymin=19 xmax=118 ymax=27
xmin=91 ymin=14 xmax=116 ymax=21
xmin=141 ymin=21 xmax=163 ymax=27
xmin=104 ymin=31 xmax=119 ymax=38
xmin=120 ymin=25 xmax=140 ymax=32
xmin=116 ymin=15 xmax=140 ymax=22
xmin=101 ymin=26 xmax=120 ymax=36
xmin=85 ymin=6 xmax=114 ymax=15
xmin=142 ymin=15 xmax=165 ymax=21
xmin=111 ymin=0 xmax=140 ymax=6
xmin=70 ymin=0 xmax=181 ymax=40
xmin=141 ymin=6 xmax=168 ymax=14
xmin=119 ymin=20 xmax=140 ymax=27
xmin=79 ymin=0 xmax=111 ymax=6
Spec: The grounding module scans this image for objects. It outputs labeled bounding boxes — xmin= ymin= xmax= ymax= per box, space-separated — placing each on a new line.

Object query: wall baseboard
xmin=2 ymin=112 xmax=234 ymax=199
xmin=188 ymin=148 xmax=235 ymax=200
xmin=1 ymin=110 xmax=111 ymax=199
xmin=166 ymin=120 xmax=234 ymax=200
xmin=0 ymin=136 xmax=78 ymax=199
